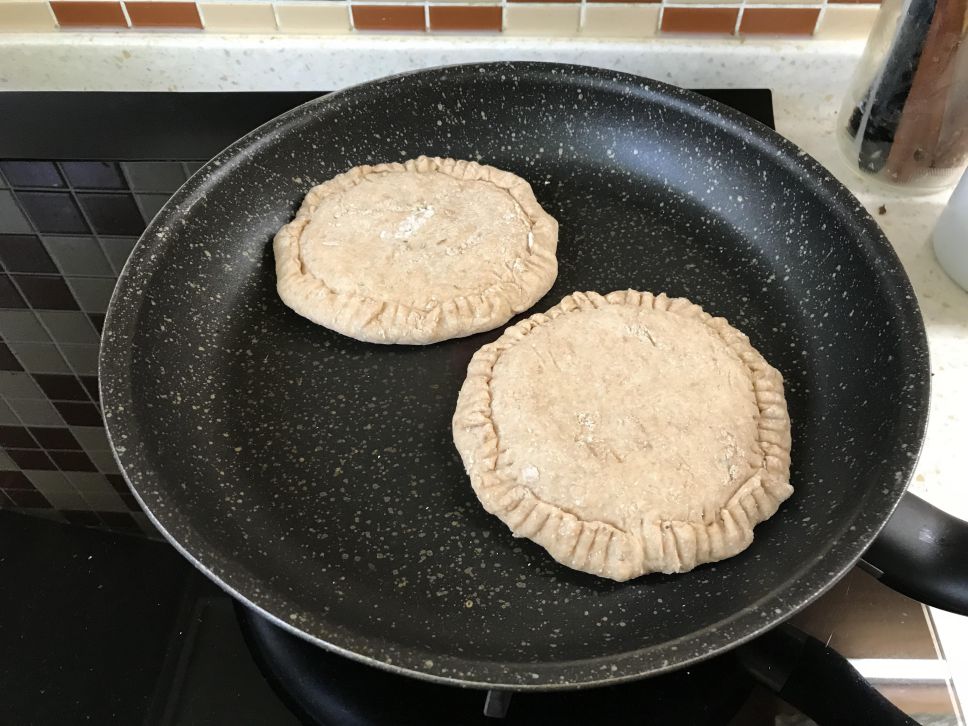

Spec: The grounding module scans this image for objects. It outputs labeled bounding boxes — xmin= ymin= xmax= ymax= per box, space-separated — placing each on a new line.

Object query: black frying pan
xmin=100 ymin=62 xmax=965 ymax=690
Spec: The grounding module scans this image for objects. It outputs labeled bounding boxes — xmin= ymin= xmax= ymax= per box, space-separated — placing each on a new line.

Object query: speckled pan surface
xmin=100 ymin=62 xmax=929 ymax=689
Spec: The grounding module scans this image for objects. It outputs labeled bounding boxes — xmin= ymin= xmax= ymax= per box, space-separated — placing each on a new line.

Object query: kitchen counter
xmin=3 ymin=32 xmax=961 ymax=516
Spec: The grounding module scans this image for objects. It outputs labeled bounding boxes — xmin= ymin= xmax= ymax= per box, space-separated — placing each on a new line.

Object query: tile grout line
xmin=812 ymin=0 xmax=826 ymax=34
xmin=119 ymin=1 xmax=134 ymax=28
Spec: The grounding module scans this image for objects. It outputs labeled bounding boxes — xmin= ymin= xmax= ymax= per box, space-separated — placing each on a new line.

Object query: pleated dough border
xmin=452 ymin=290 xmax=793 ymax=581
xmin=273 ymin=156 xmax=558 ymax=345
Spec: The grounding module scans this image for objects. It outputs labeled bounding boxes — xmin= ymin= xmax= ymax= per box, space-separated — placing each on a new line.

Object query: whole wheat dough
xmin=452 ymin=290 xmax=793 ymax=581
xmin=273 ymin=156 xmax=558 ymax=345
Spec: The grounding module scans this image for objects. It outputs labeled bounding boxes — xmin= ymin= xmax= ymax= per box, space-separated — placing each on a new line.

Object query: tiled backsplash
xmin=0 ymin=159 xmax=202 ymax=537
xmin=0 ymin=0 xmax=881 ymax=39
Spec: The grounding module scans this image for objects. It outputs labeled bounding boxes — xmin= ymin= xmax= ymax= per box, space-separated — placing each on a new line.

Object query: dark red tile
xmin=49 ymin=449 xmax=98 ymax=472
xmin=661 ymin=7 xmax=738 ymax=34
xmin=28 ymin=426 xmax=81 ymax=450
xmin=12 ymin=275 xmax=79 ymax=310
xmin=0 ymin=275 xmax=27 ymax=308
xmin=106 ymin=473 xmax=127 ymax=494
xmin=15 ymin=192 xmax=89 ymax=234
xmin=429 ymin=6 xmax=502 ymax=31
xmin=4 ymin=489 xmax=51 ymax=508
xmin=33 ymin=374 xmax=88 ymax=401
xmin=50 ymin=1 xmax=128 ymax=27
xmin=5 ymin=448 xmax=57 ymax=470
xmin=0 ymin=235 xmax=58 ymax=273
xmin=126 ymin=1 xmax=203 ymax=28
xmin=739 ymin=7 xmax=819 ymax=34
xmin=352 ymin=5 xmax=426 ymax=31
xmin=53 ymin=401 xmax=103 ymax=426
xmin=0 ymin=470 xmax=35 ymax=489
xmin=0 ymin=342 xmax=23 ymax=371
xmin=80 ymin=375 xmax=100 ymax=401
xmin=0 ymin=425 xmax=38 ymax=448
xmin=0 ymin=161 xmax=64 ymax=188
xmin=63 ymin=509 xmax=101 ymax=526
xmin=76 ymin=194 xmax=145 ymax=236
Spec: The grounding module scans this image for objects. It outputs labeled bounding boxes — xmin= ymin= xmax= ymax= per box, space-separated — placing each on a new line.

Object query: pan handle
xmin=860 ymin=491 xmax=968 ymax=616
xmin=737 ymin=624 xmax=918 ymax=726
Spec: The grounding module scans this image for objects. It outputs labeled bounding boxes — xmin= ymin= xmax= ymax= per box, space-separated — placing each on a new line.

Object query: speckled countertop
xmin=3 ymin=33 xmax=964 ymax=518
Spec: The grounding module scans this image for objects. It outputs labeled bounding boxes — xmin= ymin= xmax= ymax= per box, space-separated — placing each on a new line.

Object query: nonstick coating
xmin=101 ymin=62 xmax=929 ymax=689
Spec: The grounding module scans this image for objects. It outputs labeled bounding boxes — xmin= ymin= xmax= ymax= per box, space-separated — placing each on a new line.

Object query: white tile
xmin=581 ymin=5 xmax=659 ymax=37
xmin=199 ymin=2 xmax=278 ymax=32
xmin=814 ymin=5 xmax=877 ymax=39
xmin=275 ymin=3 xmax=351 ymax=33
xmin=504 ymin=5 xmax=580 ymax=36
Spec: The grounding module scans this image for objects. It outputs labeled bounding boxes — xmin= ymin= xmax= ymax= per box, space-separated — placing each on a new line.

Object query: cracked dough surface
xmin=273 ymin=156 xmax=558 ymax=345
xmin=452 ymin=290 xmax=793 ymax=581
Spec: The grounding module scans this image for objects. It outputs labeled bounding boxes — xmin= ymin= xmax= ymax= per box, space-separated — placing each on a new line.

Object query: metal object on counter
xmin=841 ymin=0 xmax=968 ymax=191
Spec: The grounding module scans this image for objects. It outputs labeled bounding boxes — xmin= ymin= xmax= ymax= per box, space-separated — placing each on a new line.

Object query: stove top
xmin=0 ymin=86 xmax=961 ymax=726
xmin=3 ymin=508 xmax=960 ymax=725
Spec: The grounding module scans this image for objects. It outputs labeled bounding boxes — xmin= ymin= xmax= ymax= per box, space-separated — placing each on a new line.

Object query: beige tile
xmin=275 ymin=2 xmax=350 ymax=33
xmin=198 ymin=1 xmax=277 ymax=31
xmin=814 ymin=4 xmax=878 ymax=39
xmin=581 ymin=4 xmax=658 ymax=37
xmin=663 ymin=0 xmax=741 ymax=5
xmin=504 ymin=4 xmax=579 ymax=35
xmin=0 ymin=1 xmax=58 ymax=30
xmin=744 ymin=0 xmax=821 ymax=5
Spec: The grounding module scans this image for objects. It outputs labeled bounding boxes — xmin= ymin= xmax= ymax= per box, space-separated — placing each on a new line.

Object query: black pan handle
xmin=860 ymin=491 xmax=968 ymax=616
xmin=737 ymin=624 xmax=918 ymax=726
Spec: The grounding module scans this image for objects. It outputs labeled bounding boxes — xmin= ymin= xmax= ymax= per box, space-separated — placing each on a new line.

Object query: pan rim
xmin=99 ymin=60 xmax=930 ymax=690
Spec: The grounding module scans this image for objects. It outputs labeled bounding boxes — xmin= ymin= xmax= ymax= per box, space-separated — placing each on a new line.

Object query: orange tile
xmin=740 ymin=7 xmax=819 ymax=34
xmin=125 ymin=1 xmax=202 ymax=28
xmin=51 ymin=1 xmax=128 ymax=27
xmin=660 ymin=6 xmax=737 ymax=33
xmin=429 ymin=5 xmax=501 ymax=30
xmin=352 ymin=5 xmax=426 ymax=30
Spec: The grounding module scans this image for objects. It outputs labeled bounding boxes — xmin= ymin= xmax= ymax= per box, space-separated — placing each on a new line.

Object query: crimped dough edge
xmin=452 ymin=290 xmax=793 ymax=581
xmin=273 ymin=156 xmax=559 ymax=345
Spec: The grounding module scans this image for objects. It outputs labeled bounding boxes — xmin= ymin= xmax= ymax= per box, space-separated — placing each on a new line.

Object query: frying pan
xmin=100 ymin=62 xmax=965 ymax=690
